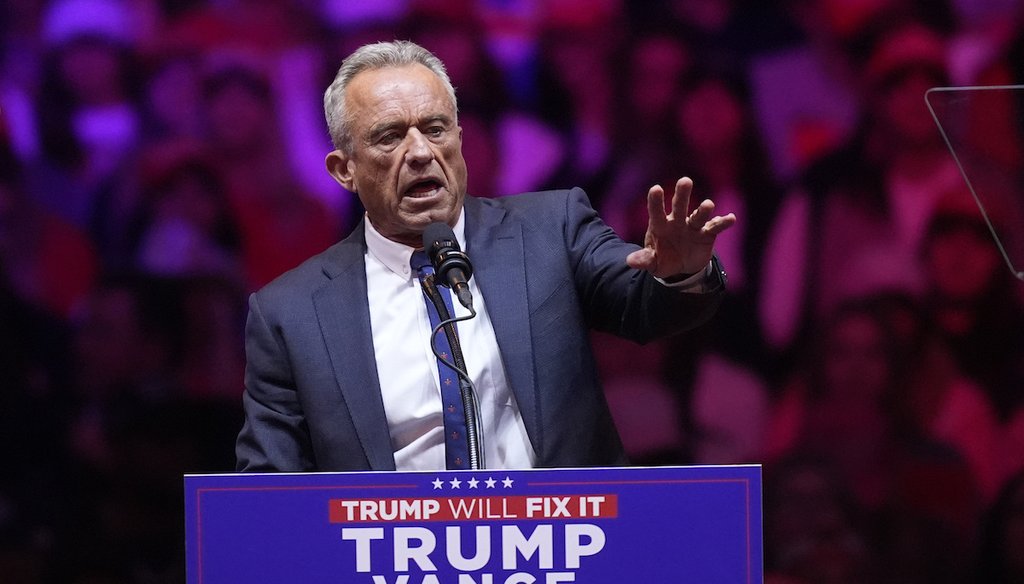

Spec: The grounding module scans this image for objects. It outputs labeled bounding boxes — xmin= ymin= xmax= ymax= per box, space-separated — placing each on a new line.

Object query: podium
xmin=185 ymin=465 xmax=762 ymax=583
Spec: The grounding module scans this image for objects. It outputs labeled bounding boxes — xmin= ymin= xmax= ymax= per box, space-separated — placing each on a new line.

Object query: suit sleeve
xmin=563 ymin=187 xmax=725 ymax=344
xmin=235 ymin=291 xmax=316 ymax=471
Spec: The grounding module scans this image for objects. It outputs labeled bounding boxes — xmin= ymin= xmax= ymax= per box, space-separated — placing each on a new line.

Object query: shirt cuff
xmin=655 ymin=261 xmax=715 ymax=293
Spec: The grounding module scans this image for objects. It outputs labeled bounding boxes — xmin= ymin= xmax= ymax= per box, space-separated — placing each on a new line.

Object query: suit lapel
xmin=464 ymin=198 xmax=543 ymax=458
xmin=313 ymin=226 xmax=396 ymax=470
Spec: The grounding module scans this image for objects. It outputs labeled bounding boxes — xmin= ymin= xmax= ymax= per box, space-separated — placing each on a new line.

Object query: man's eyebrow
xmin=367 ymin=121 xmax=406 ymax=139
xmin=420 ymin=114 xmax=454 ymax=126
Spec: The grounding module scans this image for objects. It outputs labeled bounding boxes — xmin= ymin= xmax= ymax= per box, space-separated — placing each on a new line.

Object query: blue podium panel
xmin=185 ymin=465 xmax=762 ymax=584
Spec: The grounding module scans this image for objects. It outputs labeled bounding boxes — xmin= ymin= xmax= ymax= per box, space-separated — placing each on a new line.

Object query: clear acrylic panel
xmin=926 ymin=85 xmax=1024 ymax=280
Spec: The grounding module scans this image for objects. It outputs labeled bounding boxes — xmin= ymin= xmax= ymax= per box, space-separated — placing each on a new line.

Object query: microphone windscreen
xmin=423 ymin=222 xmax=459 ymax=256
xmin=422 ymin=222 xmax=474 ymax=308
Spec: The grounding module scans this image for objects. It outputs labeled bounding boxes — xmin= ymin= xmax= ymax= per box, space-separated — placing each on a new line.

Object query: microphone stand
xmin=422 ymin=275 xmax=485 ymax=470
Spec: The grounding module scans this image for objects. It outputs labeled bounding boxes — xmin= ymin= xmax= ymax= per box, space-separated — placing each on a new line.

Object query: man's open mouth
xmin=405 ymin=179 xmax=444 ymax=197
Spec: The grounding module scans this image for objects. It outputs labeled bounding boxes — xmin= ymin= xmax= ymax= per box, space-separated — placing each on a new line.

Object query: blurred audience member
xmin=129 ymin=145 xmax=242 ymax=279
xmin=764 ymin=299 xmax=908 ymax=508
xmin=919 ymin=205 xmax=1024 ymax=424
xmin=600 ymin=30 xmax=694 ymax=239
xmin=669 ymin=72 xmax=778 ymax=362
xmin=140 ymin=50 xmax=206 ymax=144
xmin=535 ymin=21 xmax=621 ymax=200
xmin=202 ymin=63 xmax=338 ymax=288
xmin=32 ymin=0 xmax=145 ymax=264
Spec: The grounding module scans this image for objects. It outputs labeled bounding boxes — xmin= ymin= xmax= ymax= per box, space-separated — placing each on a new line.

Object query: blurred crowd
xmin=3 ymin=0 xmax=1024 ymax=582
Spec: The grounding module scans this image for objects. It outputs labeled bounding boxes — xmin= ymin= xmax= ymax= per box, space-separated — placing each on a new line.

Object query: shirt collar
xmin=363 ymin=209 xmax=467 ymax=280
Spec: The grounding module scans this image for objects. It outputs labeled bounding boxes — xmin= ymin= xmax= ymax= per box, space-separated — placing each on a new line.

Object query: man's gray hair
xmin=323 ymin=40 xmax=457 ymax=153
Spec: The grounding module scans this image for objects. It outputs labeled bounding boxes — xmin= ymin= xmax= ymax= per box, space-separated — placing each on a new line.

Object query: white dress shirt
xmin=363 ymin=211 xmax=537 ymax=471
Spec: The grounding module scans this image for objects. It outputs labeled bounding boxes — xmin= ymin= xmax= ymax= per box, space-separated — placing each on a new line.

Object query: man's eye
xmin=426 ymin=126 xmax=445 ymax=137
xmin=379 ymin=133 xmax=400 ymax=145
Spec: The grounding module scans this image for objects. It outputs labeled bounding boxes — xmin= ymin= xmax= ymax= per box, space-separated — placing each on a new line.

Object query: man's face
xmin=326 ymin=64 xmax=467 ymax=247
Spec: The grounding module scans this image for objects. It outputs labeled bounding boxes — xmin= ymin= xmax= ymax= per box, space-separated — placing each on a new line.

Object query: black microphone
xmin=423 ymin=222 xmax=474 ymax=310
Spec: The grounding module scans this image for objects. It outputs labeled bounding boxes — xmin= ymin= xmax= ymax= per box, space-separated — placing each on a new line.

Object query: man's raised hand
xmin=625 ymin=177 xmax=737 ymax=279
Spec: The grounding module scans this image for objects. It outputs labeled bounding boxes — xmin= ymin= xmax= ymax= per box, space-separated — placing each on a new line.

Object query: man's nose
xmin=404 ymin=129 xmax=434 ymax=165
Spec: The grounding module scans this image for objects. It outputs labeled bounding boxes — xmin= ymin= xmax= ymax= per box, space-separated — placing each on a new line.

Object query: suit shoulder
xmin=475 ymin=188 xmax=593 ymax=224
xmin=252 ymin=237 xmax=357 ymax=306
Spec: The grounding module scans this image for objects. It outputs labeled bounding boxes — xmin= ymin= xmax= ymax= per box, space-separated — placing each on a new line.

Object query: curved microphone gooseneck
xmin=420 ymin=275 xmax=485 ymax=470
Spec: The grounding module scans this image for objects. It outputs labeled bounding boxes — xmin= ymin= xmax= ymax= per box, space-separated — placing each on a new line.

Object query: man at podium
xmin=235 ymin=40 xmax=735 ymax=473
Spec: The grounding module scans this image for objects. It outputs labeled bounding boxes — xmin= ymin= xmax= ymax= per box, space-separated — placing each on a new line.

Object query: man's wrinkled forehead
xmin=345 ymin=65 xmax=457 ymax=130
xmin=348 ymin=64 xmax=455 ymax=107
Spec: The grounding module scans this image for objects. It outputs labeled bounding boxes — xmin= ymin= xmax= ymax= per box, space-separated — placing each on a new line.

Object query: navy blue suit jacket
xmin=236 ymin=189 xmax=725 ymax=471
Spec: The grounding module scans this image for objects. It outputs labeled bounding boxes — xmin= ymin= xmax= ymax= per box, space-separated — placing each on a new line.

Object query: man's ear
xmin=326 ymin=150 xmax=356 ymax=192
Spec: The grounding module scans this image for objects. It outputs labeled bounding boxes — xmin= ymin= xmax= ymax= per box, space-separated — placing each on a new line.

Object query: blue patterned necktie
xmin=411 ymin=250 xmax=470 ymax=469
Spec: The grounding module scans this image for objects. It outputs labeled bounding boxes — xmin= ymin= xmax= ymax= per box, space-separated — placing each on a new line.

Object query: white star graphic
xmin=432 ymin=478 xmax=444 ymax=490
xmin=502 ymin=476 xmax=514 ymax=488
xmin=450 ymin=478 xmax=462 ymax=489
xmin=485 ymin=477 xmax=497 ymax=489
xmin=467 ymin=478 xmax=480 ymax=489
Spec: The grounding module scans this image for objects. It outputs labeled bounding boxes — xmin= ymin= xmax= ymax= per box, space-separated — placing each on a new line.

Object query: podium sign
xmin=185 ymin=465 xmax=762 ymax=583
